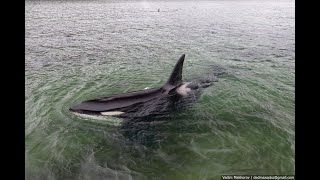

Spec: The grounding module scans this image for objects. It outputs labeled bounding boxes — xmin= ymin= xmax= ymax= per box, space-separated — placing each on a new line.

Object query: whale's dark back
xmin=70 ymin=54 xmax=186 ymax=114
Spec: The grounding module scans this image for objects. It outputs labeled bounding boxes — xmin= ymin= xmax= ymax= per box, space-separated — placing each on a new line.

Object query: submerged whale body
xmin=70 ymin=54 xmax=217 ymax=118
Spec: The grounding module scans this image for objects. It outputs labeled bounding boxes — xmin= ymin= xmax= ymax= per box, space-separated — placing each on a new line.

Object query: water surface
xmin=25 ymin=0 xmax=295 ymax=179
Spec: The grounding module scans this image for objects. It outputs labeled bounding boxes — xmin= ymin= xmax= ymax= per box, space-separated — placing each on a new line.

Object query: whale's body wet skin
xmin=69 ymin=54 xmax=220 ymax=119
xmin=26 ymin=1 xmax=295 ymax=179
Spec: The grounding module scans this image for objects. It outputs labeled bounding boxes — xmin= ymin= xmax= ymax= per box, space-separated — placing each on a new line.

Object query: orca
xmin=69 ymin=54 xmax=218 ymax=118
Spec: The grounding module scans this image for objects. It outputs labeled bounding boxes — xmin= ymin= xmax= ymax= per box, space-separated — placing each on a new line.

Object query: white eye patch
xmin=100 ymin=111 xmax=125 ymax=116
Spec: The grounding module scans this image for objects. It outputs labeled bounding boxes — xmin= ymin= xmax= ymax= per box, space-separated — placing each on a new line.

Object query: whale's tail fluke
xmin=165 ymin=54 xmax=185 ymax=86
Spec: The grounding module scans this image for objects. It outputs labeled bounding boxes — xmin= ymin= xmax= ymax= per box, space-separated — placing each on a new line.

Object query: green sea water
xmin=25 ymin=0 xmax=295 ymax=179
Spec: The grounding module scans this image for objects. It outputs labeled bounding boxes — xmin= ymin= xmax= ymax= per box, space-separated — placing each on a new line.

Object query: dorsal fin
xmin=165 ymin=54 xmax=185 ymax=86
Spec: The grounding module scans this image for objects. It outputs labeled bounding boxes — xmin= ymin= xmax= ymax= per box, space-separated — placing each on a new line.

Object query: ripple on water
xmin=26 ymin=0 xmax=295 ymax=179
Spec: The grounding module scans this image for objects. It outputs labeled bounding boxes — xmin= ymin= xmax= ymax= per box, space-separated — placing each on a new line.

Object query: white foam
xmin=176 ymin=82 xmax=191 ymax=96
xmin=100 ymin=111 xmax=125 ymax=116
